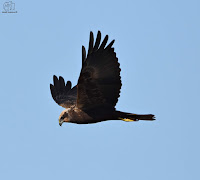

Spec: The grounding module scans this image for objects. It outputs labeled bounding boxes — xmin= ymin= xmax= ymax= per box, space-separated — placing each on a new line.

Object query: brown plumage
xmin=50 ymin=31 xmax=155 ymax=126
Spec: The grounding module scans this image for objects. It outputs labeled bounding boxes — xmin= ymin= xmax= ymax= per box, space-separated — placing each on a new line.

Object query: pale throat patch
xmin=59 ymin=108 xmax=70 ymax=120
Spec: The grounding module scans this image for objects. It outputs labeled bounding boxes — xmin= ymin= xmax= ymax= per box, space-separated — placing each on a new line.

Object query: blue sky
xmin=0 ymin=0 xmax=200 ymax=179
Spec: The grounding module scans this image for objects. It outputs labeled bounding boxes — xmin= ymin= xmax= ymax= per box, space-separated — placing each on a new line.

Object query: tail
xmin=116 ymin=111 xmax=155 ymax=122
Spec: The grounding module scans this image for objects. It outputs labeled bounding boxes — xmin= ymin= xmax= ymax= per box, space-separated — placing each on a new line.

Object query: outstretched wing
xmin=77 ymin=31 xmax=122 ymax=111
xmin=50 ymin=75 xmax=77 ymax=108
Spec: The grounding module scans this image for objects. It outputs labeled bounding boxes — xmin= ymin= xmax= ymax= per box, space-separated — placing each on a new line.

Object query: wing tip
xmin=59 ymin=76 xmax=64 ymax=81
xmin=90 ymin=31 xmax=93 ymax=36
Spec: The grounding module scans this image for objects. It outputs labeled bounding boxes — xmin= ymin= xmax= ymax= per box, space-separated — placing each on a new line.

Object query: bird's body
xmin=50 ymin=31 xmax=155 ymax=126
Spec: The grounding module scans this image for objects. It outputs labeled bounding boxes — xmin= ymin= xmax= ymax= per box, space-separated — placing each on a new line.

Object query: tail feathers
xmin=117 ymin=111 xmax=155 ymax=122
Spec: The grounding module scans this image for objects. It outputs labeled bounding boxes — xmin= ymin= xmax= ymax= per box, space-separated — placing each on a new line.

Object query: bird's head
xmin=58 ymin=109 xmax=70 ymax=126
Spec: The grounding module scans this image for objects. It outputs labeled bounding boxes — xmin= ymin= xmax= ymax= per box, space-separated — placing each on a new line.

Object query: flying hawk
xmin=50 ymin=31 xmax=155 ymax=126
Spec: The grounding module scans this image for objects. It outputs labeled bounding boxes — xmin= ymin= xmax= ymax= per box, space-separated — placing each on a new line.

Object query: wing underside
xmin=77 ymin=31 xmax=122 ymax=111
xmin=50 ymin=75 xmax=77 ymax=108
xmin=50 ymin=31 xmax=121 ymax=111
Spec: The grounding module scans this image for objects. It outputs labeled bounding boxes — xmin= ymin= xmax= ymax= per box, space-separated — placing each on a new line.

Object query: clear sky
xmin=0 ymin=0 xmax=200 ymax=179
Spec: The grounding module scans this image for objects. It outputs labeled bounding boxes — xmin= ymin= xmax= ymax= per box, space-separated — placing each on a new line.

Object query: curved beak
xmin=58 ymin=119 xmax=63 ymax=126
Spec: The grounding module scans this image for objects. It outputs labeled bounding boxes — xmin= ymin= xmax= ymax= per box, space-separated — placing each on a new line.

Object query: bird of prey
xmin=50 ymin=31 xmax=155 ymax=126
